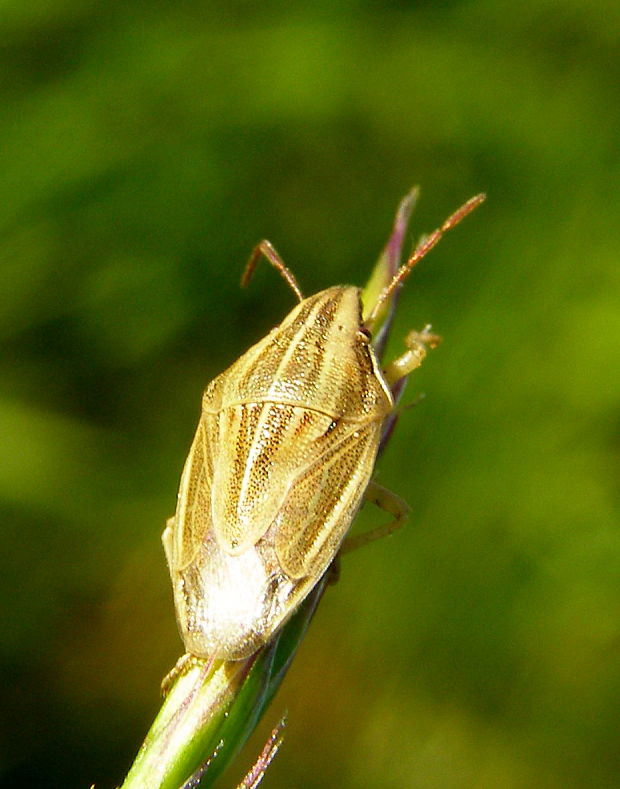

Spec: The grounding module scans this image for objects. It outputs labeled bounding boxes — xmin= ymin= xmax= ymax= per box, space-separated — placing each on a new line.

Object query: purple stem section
xmin=373 ymin=187 xmax=418 ymax=360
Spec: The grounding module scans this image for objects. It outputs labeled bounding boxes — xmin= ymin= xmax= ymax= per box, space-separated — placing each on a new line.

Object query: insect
xmin=163 ymin=193 xmax=485 ymax=661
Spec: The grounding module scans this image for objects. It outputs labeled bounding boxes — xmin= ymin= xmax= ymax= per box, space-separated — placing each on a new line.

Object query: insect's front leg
xmin=340 ymin=480 xmax=410 ymax=555
xmin=382 ymin=326 xmax=442 ymax=388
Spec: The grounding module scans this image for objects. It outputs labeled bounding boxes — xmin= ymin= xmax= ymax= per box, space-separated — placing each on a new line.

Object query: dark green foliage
xmin=1 ymin=2 xmax=619 ymax=787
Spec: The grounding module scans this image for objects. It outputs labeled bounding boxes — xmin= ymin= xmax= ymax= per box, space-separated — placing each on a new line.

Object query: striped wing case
xmin=163 ymin=286 xmax=393 ymax=659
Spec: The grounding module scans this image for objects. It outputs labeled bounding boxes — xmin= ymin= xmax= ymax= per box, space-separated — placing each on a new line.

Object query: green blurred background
xmin=1 ymin=1 xmax=619 ymax=787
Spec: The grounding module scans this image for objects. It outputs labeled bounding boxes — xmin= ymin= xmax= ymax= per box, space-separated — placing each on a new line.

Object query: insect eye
xmin=357 ymin=326 xmax=372 ymax=344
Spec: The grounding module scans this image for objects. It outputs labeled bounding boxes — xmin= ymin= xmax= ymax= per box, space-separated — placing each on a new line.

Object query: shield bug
xmin=163 ymin=193 xmax=485 ymax=661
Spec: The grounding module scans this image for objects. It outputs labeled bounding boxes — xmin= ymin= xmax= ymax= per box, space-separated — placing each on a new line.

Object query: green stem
xmin=120 ymin=575 xmax=328 ymax=789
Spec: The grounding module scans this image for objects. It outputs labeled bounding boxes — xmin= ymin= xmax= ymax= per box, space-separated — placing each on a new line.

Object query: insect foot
xmin=160 ymin=652 xmax=208 ymax=696
xmin=382 ymin=325 xmax=443 ymax=388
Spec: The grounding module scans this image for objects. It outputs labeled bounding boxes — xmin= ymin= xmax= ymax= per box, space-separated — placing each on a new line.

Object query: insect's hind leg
xmin=161 ymin=652 xmax=214 ymax=696
xmin=340 ymin=480 xmax=410 ymax=556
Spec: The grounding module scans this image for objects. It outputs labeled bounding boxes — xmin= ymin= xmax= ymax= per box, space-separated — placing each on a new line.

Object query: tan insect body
xmin=163 ymin=286 xmax=392 ymax=659
xmin=163 ymin=193 xmax=485 ymax=662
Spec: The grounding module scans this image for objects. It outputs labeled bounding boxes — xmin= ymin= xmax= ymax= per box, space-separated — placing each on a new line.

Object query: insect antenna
xmin=242 ymin=239 xmax=304 ymax=302
xmin=365 ymin=193 xmax=486 ymax=330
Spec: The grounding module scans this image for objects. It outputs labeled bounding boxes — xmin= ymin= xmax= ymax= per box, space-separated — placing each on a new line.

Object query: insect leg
xmin=161 ymin=652 xmax=213 ymax=696
xmin=161 ymin=517 xmax=175 ymax=573
xmin=241 ymin=240 xmax=304 ymax=302
xmin=340 ymin=480 xmax=410 ymax=555
xmin=382 ymin=325 xmax=442 ymax=388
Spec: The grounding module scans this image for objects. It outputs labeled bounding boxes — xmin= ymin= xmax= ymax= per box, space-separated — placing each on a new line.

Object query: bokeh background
xmin=1 ymin=1 xmax=619 ymax=787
